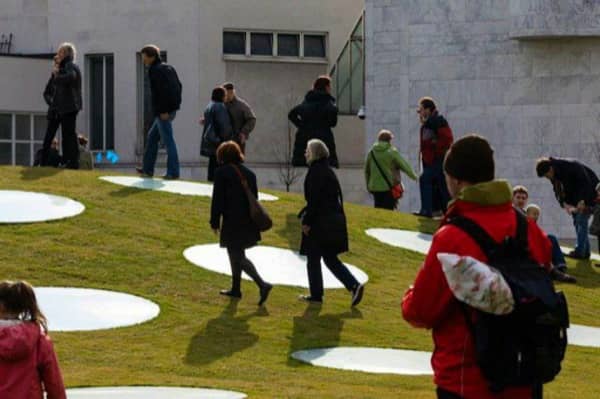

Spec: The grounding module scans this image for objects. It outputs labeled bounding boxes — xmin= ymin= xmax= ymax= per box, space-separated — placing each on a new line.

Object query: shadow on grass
xmin=568 ymin=259 xmax=600 ymax=289
xmin=185 ymin=299 xmax=267 ymax=366
xmin=416 ymin=217 xmax=440 ymax=235
xmin=277 ymin=213 xmax=301 ymax=250
xmin=20 ymin=166 xmax=62 ymax=181
xmin=108 ymin=187 xmax=149 ymax=198
xmin=287 ymin=303 xmax=363 ymax=366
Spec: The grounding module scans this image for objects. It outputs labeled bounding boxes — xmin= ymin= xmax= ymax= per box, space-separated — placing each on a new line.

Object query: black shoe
xmin=163 ymin=175 xmax=179 ymax=180
xmin=220 ymin=290 xmax=242 ymax=299
xmin=566 ymin=251 xmax=590 ymax=260
xmin=412 ymin=211 xmax=432 ymax=218
xmin=298 ymin=295 xmax=322 ymax=304
xmin=258 ymin=283 xmax=272 ymax=307
xmin=555 ymin=264 xmax=568 ymax=272
xmin=595 ymin=263 xmax=600 ymax=268
xmin=351 ymin=284 xmax=365 ymax=307
xmin=551 ymin=268 xmax=577 ymax=284
xmin=136 ymin=167 xmax=153 ymax=178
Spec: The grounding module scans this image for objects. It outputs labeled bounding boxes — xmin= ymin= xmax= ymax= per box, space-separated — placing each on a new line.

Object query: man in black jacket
xmin=41 ymin=43 xmax=82 ymax=169
xmin=137 ymin=44 xmax=182 ymax=180
xmin=537 ymin=157 xmax=600 ymax=259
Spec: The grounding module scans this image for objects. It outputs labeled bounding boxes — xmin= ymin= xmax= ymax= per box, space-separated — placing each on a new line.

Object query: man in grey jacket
xmin=223 ymin=82 xmax=256 ymax=153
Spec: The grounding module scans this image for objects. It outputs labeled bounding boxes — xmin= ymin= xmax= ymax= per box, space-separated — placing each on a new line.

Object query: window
xmin=87 ymin=54 xmax=114 ymax=151
xmin=330 ymin=13 xmax=364 ymax=115
xmin=223 ymin=32 xmax=246 ymax=55
xmin=304 ymin=35 xmax=327 ymax=58
xmin=137 ymin=51 xmax=167 ymax=150
xmin=278 ymin=34 xmax=300 ymax=57
xmin=0 ymin=113 xmax=46 ymax=166
xmin=223 ymin=30 xmax=327 ymax=60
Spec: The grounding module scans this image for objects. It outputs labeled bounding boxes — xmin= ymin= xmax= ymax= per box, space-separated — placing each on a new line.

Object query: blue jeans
xmin=419 ymin=159 xmax=450 ymax=216
xmin=142 ymin=113 xmax=180 ymax=177
xmin=548 ymin=234 xmax=566 ymax=268
xmin=572 ymin=212 xmax=591 ymax=257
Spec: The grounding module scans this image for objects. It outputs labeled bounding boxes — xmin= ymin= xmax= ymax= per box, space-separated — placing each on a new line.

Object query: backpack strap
xmin=514 ymin=207 xmax=529 ymax=250
xmin=447 ymin=216 xmax=500 ymax=261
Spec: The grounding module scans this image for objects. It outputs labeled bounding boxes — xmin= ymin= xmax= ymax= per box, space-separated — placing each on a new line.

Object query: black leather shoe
xmin=298 ymin=295 xmax=322 ymax=304
xmin=220 ymin=290 xmax=242 ymax=299
xmin=258 ymin=283 xmax=273 ymax=307
xmin=351 ymin=284 xmax=365 ymax=307
xmin=551 ymin=269 xmax=577 ymax=284
xmin=566 ymin=251 xmax=590 ymax=260
xmin=135 ymin=167 xmax=153 ymax=178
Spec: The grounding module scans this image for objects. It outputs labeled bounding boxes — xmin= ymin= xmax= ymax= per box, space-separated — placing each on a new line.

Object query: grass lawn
xmin=1 ymin=166 xmax=599 ymax=399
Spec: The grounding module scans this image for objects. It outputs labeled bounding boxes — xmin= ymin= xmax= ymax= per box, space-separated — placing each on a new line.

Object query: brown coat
xmin=226 ymin=96 xmax=256 ymax=137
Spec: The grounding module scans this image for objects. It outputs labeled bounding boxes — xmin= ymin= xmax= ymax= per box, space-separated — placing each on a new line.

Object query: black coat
xmin=43 ymin=57 xmax=82 ymax=117
xmin=200 ymin=101 xmax=233 ymax=157
xmin=289 ymin=90 xmax=339 ymax=168
xmin=148 ymin=59 xmax=182 ymax=115
xmin=300 ymin=158 xmax=348 ymax=255
xmin=550 ymin=157 xmax=599 ymax=208
xmin=210 ymin=163 xmax=261 ymax=249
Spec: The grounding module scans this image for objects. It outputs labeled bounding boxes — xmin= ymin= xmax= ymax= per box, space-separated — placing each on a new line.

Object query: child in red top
xmin=0 ymin=281 xmax=66 ymax=399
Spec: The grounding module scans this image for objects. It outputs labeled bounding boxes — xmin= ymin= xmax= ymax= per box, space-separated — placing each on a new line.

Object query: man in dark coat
xmin=537 ymin=157 xmax=600 ymax=259
xmin=137 ymin=44 xmax=182 ymax=180
xmin=223 ymin=82 xmax=256 ymax=154
xmin=414 ymin=97 xmax=454 ymax=218
xmin=41 ymin=43 xmax=82 ymax=169
xmin=289 ymin=76 xmax=339 ymax=168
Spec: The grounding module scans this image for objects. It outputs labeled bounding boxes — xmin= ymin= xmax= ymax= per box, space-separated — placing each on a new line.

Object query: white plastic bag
xmin=437 ymin=253 xmax=514 ymax=315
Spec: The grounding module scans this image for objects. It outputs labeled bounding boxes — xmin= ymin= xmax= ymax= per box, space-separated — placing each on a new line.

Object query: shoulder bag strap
xmin=447 ymin=216 xmax=500 ymax=261
xmin=231 ymin=164 xmax=249 ymax=190
xmin=370 ymin=151 xmax=394 ymax=190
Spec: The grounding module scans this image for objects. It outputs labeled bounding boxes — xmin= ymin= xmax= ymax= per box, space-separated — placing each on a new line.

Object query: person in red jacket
xmin=402 ymin=135 xmax=552 ymax=399
xmin=414 ymin=97 xmax=454 ymax=218
xmin=0 ymin=280 xmax=66 ymax=399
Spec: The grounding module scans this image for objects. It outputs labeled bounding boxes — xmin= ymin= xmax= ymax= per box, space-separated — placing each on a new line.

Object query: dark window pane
xmin=106 ymin=55 xmax=115 ymax=150
xmin=34 ymin=115 xmax=46 ymax=140
xmin=88 ymin=56 xmax=104 ymax=151
xmin=336 ymin=43 xmax=351 ymax=113
xmin=251 ymin=33 xmax=273 ymax=56
xmin=15 ymin=143 xmax=31 ymax=166
xmin=15 ymin=115 xmax=30 ymax=140
xmin=223 ymin=32 xmax=246 ymax=55
xmin=0 ymin=114 xmax=11 ymax=140
xmin=351 ymin=39 xmax=364 ymax=113
xmin=304 ymin=35 xmax=326 ymax=58
xmin=278 ymin=34 xmax=299 ymax=57
xmin=0 ymin=143 xmax=11 ymax=164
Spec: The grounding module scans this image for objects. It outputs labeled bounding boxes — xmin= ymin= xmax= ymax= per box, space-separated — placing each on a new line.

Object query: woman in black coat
xmin=299 ymin=139 xmax=365 ymax=307
xmin=201 ymin=86 xmax=234 ymax=182
xmin=289 ymin=75 xmax=339 ymax=168
xmin=210 ymin=141 xmax=272 ymax=306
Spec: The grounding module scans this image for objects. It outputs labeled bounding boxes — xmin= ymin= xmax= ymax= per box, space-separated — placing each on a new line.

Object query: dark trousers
xmin=227 ymin=247 xmax=266 ymax=293
xmin=208 ymin=155 xmax=218 ymax=182
xmin=42 ymin=112 xmax=79 ymax=169
xmin=306 ymin=247 xmax=359 ymax=300
xmin=548 ymin=234 xmax=567 ymax=268
xmin=419 ymin=159 xmax=450 ymax=216
xmin=436 ymin=388 xmax=463 ymax=399
xmin=372 ymin=191 xmax=396 ymax=210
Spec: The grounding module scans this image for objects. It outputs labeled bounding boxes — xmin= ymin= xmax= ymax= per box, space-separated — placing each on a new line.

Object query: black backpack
xmin=449 ymin=209 xmax=569 ymax=394
xmin=158 ymin=63 xmax=182 ymax=111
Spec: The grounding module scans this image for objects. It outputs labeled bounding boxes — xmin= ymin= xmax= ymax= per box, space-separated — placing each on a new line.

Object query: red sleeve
xmin=402 ymin=226 xmax=460 ymax=329
xmin=38 ymin=335 xmax=66 ymax=399
xmin=527 ymin=219 xmax=553 ymax=272
xmin=436 ymin=126 xmax=454 ymax=154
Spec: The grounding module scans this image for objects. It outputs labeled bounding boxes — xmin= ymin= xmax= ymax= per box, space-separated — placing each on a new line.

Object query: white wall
xmin=0 ymin=57 xmax=51 ymax=113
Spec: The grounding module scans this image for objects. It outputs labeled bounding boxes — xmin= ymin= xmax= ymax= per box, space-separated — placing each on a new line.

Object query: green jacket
xmin=365 ymin=141 xmax=417 ymax=193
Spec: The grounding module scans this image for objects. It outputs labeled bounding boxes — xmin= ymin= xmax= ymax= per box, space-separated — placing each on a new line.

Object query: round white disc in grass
xmin=291 ymin=347 xmax=433 ymax=375
xmin=569 ymin=324 xmax=600 ymax=348
xmin=183 ymin=244 xmax=369 ymax=289
xmin=99 ymin=176 xmax=278 ymax=201
xmin=0 ymin=190 xmax=85 ymax=224
xmin=366 ymin=229 xmax=432 ymax=255
xmin=66 ymin=387 xmax=247 ymax=399
xmin=37 ymin=288 xmax=160 ymax=332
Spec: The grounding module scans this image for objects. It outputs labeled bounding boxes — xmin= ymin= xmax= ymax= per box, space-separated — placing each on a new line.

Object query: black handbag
xmin=232 ymin=165 xmax=273 ymax=232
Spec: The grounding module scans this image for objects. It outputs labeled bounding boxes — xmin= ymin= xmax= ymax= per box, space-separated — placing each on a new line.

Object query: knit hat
xmin=444 ymin=134 xmax=495 ymax=184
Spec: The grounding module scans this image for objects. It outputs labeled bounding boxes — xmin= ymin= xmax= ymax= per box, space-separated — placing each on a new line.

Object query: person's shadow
xmin=566 ymin=259 xmax=600 ymax=289
xmin=185 ymin=299 xmax=266 ymax=366
xmin=20 ymin=166 xmax=62 ymax=181
xmin=277 ymin=212 xmax=301 ymax=250
xmin=287 ymin=303 xmax=363 ymax=366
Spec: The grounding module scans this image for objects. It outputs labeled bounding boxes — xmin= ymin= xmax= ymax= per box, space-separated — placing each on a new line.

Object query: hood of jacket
xmin=305 ymin=89 xmax=335 ymax=104
xmin=0 ymin=322 xmax=41 ymax=363
xmin=453 ymin=180 xmax=513 ymax=207
xmin=371 ymin=141 xmax=393 ymax=153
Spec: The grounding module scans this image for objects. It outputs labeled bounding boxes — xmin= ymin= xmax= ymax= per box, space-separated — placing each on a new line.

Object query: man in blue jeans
xmin=537 ymin=157 xmax=600 ymax=260
xmin=136 ymin=44 xmax=182 ymax=180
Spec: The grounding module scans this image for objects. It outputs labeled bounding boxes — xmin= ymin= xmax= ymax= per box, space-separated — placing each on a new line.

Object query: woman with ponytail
xmin=0 ymin=280 xmax=66 ymax=399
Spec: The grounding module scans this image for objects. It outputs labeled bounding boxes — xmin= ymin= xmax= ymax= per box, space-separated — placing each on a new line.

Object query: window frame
xmin=0 ymin=112 xmax=47 ymax=166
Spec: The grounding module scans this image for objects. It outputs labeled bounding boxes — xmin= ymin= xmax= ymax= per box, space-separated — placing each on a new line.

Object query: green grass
xmin=1 ymin=166 xmax=599 ymax=399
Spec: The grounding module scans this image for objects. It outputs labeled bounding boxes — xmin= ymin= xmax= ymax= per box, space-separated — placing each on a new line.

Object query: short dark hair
xmin=211 ymin=87 xmax=226 ymax=102
xmin=444 ymin=134 xmax=495 ymax=184
xmin=223 ymin=82 xmax=234 ymax=90
xmin=217 ymin=141 xmax=244 ymax=165
xmin=141 ymin=44 xmax=160 ymax=59
xmin=512 ymin=185 xmax=529 ymax=197
xmin=313 ymin=75 xmax=332 ymax=91
xmin=419 ymin=96 xmax=437 ymax=111
xmin=536 ymin=158 xmax=552 ymax=178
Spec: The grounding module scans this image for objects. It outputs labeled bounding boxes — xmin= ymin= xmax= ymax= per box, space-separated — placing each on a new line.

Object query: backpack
xmin=449 ymin=209 xmax=569 ymax=393
xmin=158 ymin=63 xmax=182 ymax=111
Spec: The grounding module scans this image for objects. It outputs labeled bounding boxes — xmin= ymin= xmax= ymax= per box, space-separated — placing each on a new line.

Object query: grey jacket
xmin=226 ymin=96 xmax=256 ymax=137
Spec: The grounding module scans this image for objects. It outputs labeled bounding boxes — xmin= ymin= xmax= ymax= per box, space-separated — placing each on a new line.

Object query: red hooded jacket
xmin=0 ymin=322 xmax=66 ymax=399
xmin=402 ymin=181 xmax=552 ymax=399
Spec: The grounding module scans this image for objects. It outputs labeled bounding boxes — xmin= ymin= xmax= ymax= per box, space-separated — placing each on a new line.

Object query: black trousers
xmin=436 ymin=388 xmax=463 ymax=399
xmin=306 ymin=246 xmax=359 ymax=300
xmin=208 ymin=155 xmax=218 ymax=182
xmin=227 ymin=247 xmax=266 ymax=293
xmin=372 ymin=191 xmax=396 ymax=210
xmin=42 ymin=112 xmax=79 ymax=169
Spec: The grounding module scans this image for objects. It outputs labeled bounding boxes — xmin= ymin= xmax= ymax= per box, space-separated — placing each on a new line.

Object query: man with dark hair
xmin=414 ymin=97 xmax=454 ymax=218
xmin=136 ymin=44 xmax=182 ymax=180
xmin=403 ymin=134 xmax=554 ymax=399
xmin=223 ymin=82 xmax=256 ymax=154
xmin=536 ymin=157 xmax=600 ymax=259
